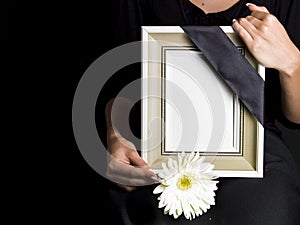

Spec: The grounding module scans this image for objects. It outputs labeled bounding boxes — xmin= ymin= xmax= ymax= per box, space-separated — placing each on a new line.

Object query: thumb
xmin=246 ymin=3 xmax=269 ymax=13
xmin=129 ymin=151 xmax=148 ymax=167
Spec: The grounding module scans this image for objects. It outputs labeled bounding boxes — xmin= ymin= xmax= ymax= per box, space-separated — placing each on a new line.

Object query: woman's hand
xmin=106 ymin=127 xmax=160 ymax=192
xmin=232 ymin=3 xmax=300 ymax=123
xmin=232 ymin=3 xmax=300 ymax=75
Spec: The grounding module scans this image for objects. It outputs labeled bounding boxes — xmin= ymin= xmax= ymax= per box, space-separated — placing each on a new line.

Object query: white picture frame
xmin=141 ymin=26 xmax=264 ymax=178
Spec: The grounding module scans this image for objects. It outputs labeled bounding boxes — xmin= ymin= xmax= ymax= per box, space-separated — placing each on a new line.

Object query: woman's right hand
xmin=106 ymin=127 xmax=160 ymax=192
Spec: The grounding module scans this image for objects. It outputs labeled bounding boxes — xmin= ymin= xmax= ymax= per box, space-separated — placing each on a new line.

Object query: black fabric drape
xmin=182 ymin=25 xmax=265 ymax=126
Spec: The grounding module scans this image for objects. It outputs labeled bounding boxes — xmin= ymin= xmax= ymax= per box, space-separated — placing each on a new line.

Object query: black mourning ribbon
xmin=181 ymin=26 xmax=265 ymax=126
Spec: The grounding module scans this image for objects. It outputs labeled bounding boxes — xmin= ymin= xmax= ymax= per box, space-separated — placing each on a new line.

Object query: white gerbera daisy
xmin=153 ymin=151 xmax=219 ymax=220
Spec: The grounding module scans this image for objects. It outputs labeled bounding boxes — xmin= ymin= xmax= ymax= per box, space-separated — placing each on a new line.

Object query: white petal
xmin=153 ymin=185 xmax=165 ymax=194
xmin=176 ymin=200 xmax=183 ymax=218
xmin=167 ymin=158 xmax=175 ymax=171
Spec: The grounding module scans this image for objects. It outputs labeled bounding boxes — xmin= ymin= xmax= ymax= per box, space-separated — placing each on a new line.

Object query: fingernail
xmin=150 ymin=175 xmax=161 ymax=183
xmin=232 ymin=19 xmax=237 ymax=23
xmin=246 ymin=3 xmax=256 ymax=7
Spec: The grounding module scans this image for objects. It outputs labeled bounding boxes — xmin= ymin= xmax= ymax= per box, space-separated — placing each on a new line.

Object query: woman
xmin=98 ymin=0 xmax=300 ymax=224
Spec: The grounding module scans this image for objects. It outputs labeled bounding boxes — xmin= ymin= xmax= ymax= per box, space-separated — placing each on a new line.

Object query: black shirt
xmin=97 ymin=0 xmax=300 ymax=146
xmin=92 ymin=2 xmax=300 ymax=224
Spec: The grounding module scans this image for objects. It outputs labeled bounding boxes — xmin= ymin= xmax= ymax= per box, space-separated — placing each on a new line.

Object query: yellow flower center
xmin=177 ymin=174 xmax=193 ymax=190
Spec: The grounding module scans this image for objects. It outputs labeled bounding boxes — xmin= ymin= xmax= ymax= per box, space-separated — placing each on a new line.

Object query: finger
xmin=246 ymin=3 xmax=269 ymax=13
xmin=246 ymin=15 xmax=262 ymax=29
xmin=109 ymin=169 xmax=160 ymax=187
xmin=251 ymin=11 xmax=271 ymax=21
xmin=128 ymin=150 xmax=148 ymax=167
xmin=107 ymin=158 xmax=159 ymax=183
xmin=108 ymin=158 xmax=146 ymax=177
xmin=237 ymin=17 xmax=258 ymax=39
xmin=232 ymin=19 xmax=253 ymax=44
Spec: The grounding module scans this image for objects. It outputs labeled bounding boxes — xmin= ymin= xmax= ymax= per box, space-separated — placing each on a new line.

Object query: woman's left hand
xmin=232 ymin=3 xmax=299 ymax=75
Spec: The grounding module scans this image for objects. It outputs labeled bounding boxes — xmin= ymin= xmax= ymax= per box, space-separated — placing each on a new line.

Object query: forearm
xmin=105 ymin=97 xmax=134 ymax=139
xmin=105 ymin=98 xmax=115 ymax=129
xmin=279 ymin=51 xmax=300 ymax=124
xmin=105 ymin=99 xmax=119 ymax=148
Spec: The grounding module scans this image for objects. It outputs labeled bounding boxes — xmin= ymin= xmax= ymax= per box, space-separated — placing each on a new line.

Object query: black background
xmin=7 ymin=1 xmax=122 ymax=223
xmin=76 ymin=1 xmax=123 ymax=223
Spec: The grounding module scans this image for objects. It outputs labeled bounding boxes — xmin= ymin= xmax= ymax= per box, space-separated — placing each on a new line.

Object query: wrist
xmin=107 ymin=126 xmax=120 ymax=140
xmin=279 ymin=49 xmax=300 ymax=78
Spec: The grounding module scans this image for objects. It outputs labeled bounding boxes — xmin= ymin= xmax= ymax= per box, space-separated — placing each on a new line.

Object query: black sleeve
xmin=264 ymin=0 xmax=300 ymax=130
